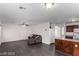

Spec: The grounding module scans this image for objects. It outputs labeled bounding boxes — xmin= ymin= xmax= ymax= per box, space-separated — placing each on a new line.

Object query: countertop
xmin=56 ymin=38 xmax=79 ymax=42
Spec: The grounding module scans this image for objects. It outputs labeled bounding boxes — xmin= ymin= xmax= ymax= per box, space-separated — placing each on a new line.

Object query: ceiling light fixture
xmin=45 ymin=3 xmax=54 ymax=8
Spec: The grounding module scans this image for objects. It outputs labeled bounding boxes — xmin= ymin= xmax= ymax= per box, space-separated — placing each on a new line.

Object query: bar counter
xmin=55 ymin=38 xmax=79 ymax=56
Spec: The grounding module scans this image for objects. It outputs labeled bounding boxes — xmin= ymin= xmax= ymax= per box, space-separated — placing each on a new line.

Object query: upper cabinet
xmin=65 ymin=25 xmax=79 ymax=39
xmin=66 ymin=25 xmax=79 ymax=32
xmin=66 ymin=25 xmax=75 ymax=32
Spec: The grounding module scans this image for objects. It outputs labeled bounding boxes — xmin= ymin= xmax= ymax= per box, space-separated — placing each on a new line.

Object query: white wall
xmin=0 ymin=26 xmax=1 ymax=45
xmin=0 ymin=22 xmax=65 ymax=44
xmin=30 ymin=22 xmax=50 ymax=44
xmin=54 ymin=24 xmax=65 ymax=38
xmin=2 ymin=24 xmax=31 ymax=42
xmin=49 ymin=24 xmax=55 ymax=43
xmin=30 ymin=22 xmax=66 ymax=44
xmin=55 ymin=25 xmax=61 ymax=38
xmin=50 ymin=24 xmax=65 ymax=43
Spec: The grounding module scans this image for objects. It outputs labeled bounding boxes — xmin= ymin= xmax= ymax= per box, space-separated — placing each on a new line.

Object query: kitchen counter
xmin=56 ymin=38 xmax=79 ymax=42
xmin=55 ymin=38 xmax=79 ymax=56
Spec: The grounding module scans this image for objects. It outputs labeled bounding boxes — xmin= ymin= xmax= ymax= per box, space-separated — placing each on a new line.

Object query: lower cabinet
xmin=55 ymin=39 xmax=79 ymax=56
xmin=55 ymin=39 xmax=63 ymax=51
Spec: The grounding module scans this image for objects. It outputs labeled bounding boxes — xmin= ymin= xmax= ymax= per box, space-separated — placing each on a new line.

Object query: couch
xmin=27 ymin=34 xmax=42 ymax=45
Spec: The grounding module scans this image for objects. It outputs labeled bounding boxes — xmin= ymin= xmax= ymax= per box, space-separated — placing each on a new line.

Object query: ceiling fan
xmin=44 ymin=3 xmax=54 ymax=8
xmin=19 ymin=6 xmax=26 ymax=10
xmin=19 ymin=22 xmax=29 ymax=26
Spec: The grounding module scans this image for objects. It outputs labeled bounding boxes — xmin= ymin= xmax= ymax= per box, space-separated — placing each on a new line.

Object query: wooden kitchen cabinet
xmin=55 ymin=39 xmax=63 ymax=51
xmin=65 ymin=25 xmax=79 ymax=39
xmin=65 ymin=25 xmax=74 ymax=39
xmin=55 ymin=39 xmax=79 ymax=56
xmin=66 ymin=25 xmax=74 ymax=32
xmin=62 ymin=40 xmax=74 ymax=55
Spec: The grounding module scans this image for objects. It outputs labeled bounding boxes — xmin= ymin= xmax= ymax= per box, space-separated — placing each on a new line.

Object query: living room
xmin=0 ymin=3 xmax=79 ymax=56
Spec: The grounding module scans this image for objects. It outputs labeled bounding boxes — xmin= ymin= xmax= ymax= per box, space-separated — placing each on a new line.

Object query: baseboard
xmin=1 ymin=39 xmax=28 ymax=44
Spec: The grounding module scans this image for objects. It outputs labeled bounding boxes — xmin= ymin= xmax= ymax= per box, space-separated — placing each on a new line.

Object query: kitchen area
xmin=55 ymin=22 xmax=79 ymax=56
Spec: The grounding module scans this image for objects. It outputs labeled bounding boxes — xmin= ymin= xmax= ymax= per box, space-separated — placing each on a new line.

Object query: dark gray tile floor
xmin=55 ymin=50 xmax=68 ymax=56
xmin=0 ymin=40 xmax=55 ymax=56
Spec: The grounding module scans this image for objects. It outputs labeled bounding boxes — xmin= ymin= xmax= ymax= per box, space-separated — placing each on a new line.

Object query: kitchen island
xmin=55 ymin=38 xmax=79 ymax=56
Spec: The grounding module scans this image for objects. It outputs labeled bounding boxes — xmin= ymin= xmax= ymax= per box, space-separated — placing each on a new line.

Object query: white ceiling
xmin=0 ymin=3 xmax=79 ymax=25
